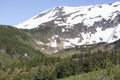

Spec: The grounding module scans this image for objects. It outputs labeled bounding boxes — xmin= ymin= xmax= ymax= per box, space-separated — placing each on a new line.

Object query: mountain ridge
xmin=15 ymin=1 xmax=120 ymax=50
xmin=15 ymin=1 xmax=120 ymax=29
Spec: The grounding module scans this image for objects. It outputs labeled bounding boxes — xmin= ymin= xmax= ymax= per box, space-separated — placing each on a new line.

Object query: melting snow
xmin=50 ymin=40 xmax=57 ymax=47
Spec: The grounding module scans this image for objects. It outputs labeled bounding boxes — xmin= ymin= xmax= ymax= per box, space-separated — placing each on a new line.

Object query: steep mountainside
xmin=15 ymin=2 xmax=120 ymax=50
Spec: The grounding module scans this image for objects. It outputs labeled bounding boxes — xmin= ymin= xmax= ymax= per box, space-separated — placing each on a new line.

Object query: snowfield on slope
xmin=15 ymin=2 xmax=120 ymax=49
xmin=15 ymin=2 xmax=120 ymax=29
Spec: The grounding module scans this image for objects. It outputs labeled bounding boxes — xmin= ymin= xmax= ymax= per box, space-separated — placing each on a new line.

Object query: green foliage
xmin=0 ymin=48 xmax=120 ymax=80
xmin=58 ymin=66 xmax=120 ymax=80
xmin=55 ymin=51 xmax=120 ymax=79
xmin=35 ymin=65 xmax=56 ymax=80
xmin=0 ymin=25 xmax=44 ymax=57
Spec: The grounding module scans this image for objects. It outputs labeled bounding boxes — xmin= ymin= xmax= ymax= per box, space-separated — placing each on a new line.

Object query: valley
xmin=0 ymin=1 xmax=120 ymax=80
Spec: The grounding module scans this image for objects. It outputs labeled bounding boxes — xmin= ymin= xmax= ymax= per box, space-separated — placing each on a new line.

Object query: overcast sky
xmin=0 ymin=0 xmax=119 ymax=26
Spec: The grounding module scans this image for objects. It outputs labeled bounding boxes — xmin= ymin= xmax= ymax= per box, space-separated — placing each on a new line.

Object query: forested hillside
xmin=0 ymin=25 xmax=44 ymax=56
xmin=0 ymin=25 xmax=120 ymax=80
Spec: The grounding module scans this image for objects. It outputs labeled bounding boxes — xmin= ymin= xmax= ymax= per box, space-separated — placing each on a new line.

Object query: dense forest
xmin=0 ymin=49 xmax=120 ymax=80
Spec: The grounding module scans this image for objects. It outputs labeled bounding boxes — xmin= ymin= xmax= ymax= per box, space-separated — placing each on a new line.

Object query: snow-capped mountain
xmin=15 ymin=2 xmax=120 ymax=49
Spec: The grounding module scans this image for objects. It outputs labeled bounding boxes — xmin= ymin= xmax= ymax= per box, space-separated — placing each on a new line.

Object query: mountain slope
xmin=15 ymin=2 xmax=120 ymax=29
xmin=0 ymin=25 xmax=44 ymax=57
xmin=15 ymin=2 xmax=120 ymax=50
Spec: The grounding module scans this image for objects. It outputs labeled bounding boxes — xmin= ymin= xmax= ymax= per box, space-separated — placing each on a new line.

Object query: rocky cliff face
xmin=15 ymin=2 xmax=120 ymax=50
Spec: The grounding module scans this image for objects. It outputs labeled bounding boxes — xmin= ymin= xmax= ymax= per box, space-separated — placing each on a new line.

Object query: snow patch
xmin=50 ymin=40 xmax=57 ymax=47
xmin=62 ymin=28 xmax=65 ymax=32
xmin=36 ymin=41 xmax=44 ymax=45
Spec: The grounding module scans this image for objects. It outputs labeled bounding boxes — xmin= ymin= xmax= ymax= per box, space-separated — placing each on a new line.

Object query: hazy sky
xmin=0 ymin=0 xmax=119 ymax=26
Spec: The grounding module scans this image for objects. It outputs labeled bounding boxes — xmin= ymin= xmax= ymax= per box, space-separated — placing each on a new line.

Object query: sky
xmin=0 ymin=0 xmax=119 ymax=26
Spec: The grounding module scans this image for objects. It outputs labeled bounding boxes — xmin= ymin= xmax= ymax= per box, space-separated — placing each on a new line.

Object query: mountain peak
xmin=15 ymin=2 xmax=120 ymax=49
xmin=15 ymin=1 xmax=120 ymax=29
